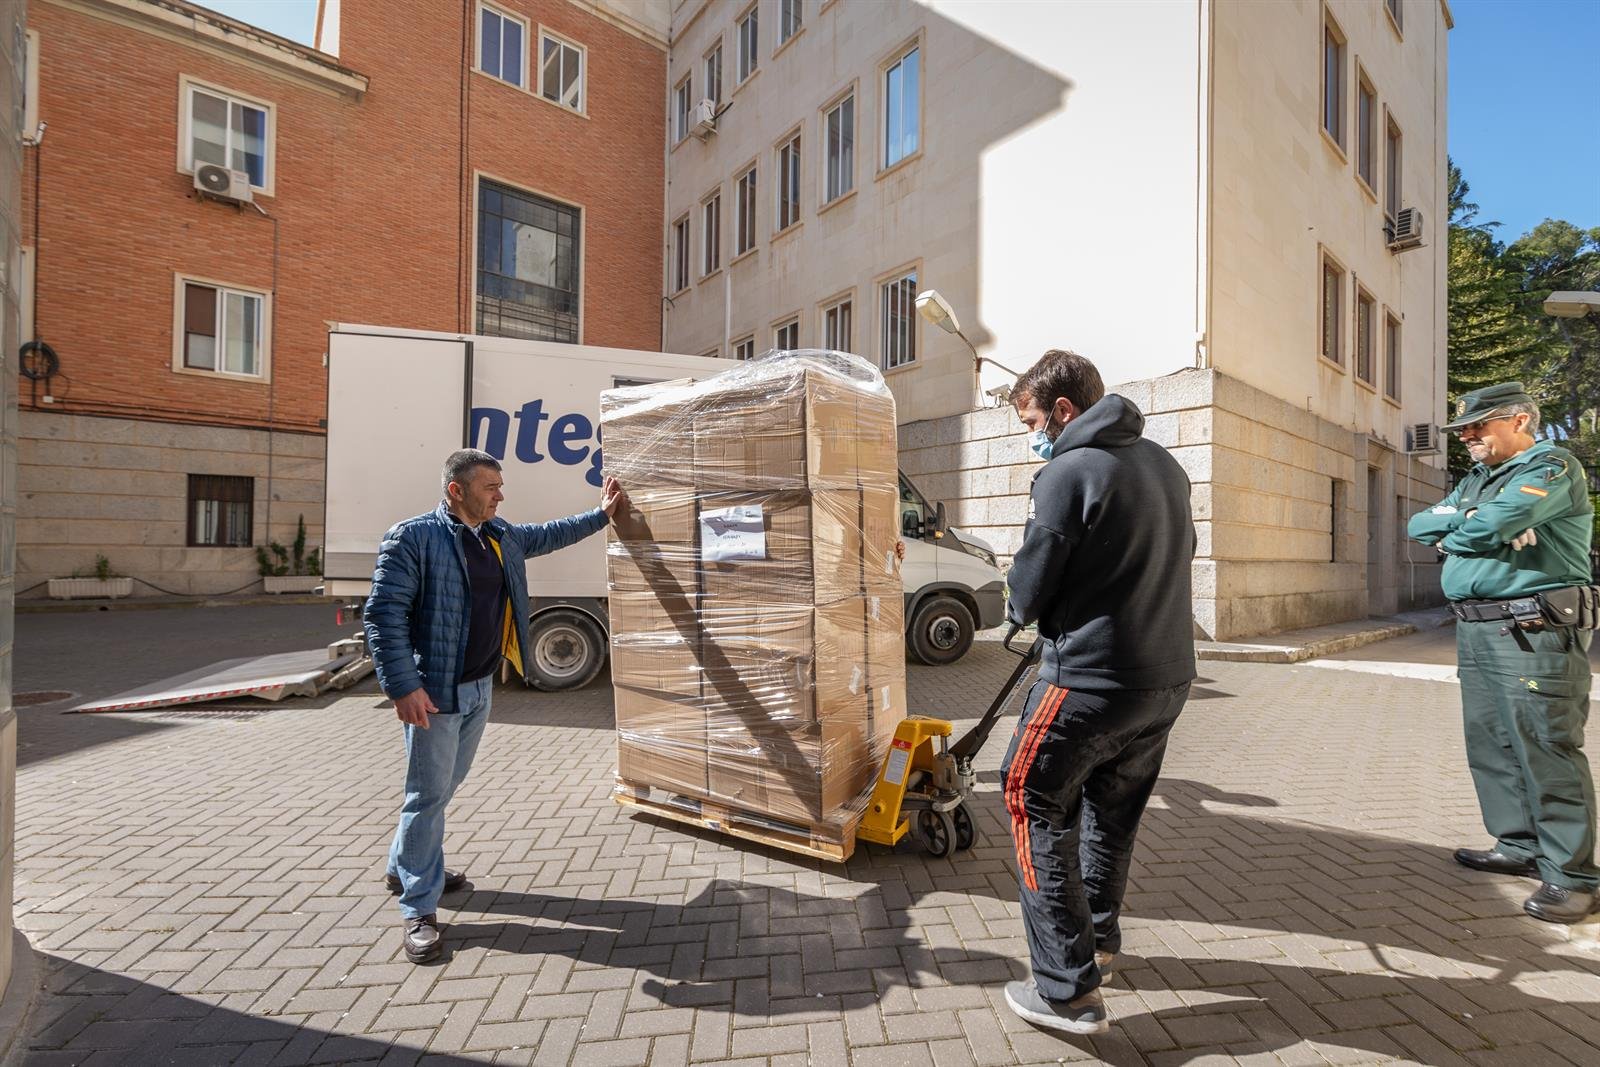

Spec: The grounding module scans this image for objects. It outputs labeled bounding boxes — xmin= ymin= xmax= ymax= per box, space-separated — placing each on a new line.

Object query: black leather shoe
xmin=403 ymin=914 xmax=442 ymax=963
xmin=1524 ymin=882 xmax=1598 ymax=925
xmin=385 ymin=869 xmax=467 ymax=895
xmin=1453 ymin=848 xmax=1538 ymax=877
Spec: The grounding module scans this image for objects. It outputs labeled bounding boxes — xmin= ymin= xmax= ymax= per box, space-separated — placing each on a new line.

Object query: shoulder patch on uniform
xmin=1519 ymin=485 xmax=1549 ymax=497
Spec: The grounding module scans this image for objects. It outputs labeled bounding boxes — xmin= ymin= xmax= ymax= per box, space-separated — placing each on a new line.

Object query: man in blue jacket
xmin=365 ymin=448 xmax=624 ymax=963
xmin=999 ymin=350 xmax=1196 ymax=1035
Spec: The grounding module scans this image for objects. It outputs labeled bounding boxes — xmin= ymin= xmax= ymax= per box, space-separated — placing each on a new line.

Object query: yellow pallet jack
xmin=857 ymin=624 xmax=1041 ymax=857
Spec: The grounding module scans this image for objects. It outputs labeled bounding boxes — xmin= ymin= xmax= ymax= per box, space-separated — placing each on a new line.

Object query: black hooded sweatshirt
xmin=1006 ymin=394 xmax=1197 ymax=691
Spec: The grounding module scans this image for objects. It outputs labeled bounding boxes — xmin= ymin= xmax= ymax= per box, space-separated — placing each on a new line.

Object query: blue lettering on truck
xmin=471 ymin=401 xmax=605 ymax=487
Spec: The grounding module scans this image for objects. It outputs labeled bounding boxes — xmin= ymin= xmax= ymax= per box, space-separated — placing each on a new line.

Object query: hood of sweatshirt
xmin=1048 ymin=394 xmax=1145 ymax=458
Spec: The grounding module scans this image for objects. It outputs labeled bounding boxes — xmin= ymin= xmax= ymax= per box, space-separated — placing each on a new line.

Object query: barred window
xmin=188 ymin=474 xmax=253 ymax=547
xmin=477 ymin=179 xmax=580 ymax=343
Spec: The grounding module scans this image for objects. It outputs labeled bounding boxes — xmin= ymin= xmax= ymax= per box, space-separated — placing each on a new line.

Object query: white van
xmin=323 ymin=325 xmax=1006 ymax=689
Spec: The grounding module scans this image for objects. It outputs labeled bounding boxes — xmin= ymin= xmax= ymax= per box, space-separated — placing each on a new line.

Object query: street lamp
xmin=914 ymin=289 xmax=1025 ymax=400
xmin=1543 ymin=291 xmax=1600 ymax=319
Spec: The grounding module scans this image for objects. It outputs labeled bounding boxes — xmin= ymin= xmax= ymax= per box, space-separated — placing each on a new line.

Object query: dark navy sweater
xmin=459 ymin=523 xmax=507 ymax=684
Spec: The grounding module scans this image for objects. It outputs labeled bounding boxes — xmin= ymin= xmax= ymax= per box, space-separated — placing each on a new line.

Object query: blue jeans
xmin=388 ymin=675 xmax=493 ymax=919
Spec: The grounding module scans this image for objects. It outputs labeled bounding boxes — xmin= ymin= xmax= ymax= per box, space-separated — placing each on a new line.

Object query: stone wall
xmin=898 ymin=368 xmax=1449 ymax=641
xmin=17 ymin=412 xmax=326 ymax=597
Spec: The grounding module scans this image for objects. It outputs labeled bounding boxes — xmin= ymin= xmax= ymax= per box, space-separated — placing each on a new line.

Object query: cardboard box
xmin=608 ymin=590 xmax=699 ymax=645
xmin=610 ymin=486 xmax=697 ymax=544
xmin=606 ymin=541 xmax=700 ymax=596
xmin=602 ymin=389 xmax=697 ymax=481
xmin=615 ymin=688 xmax=708 ymax=797
xmin=706 ymin=718 xmax=872 ymax=826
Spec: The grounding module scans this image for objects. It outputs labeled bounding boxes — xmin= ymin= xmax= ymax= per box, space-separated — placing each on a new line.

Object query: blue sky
xmin=201 ymin=0 xmax=1597 ymax=242
xmin=1447 ymin=0 xmax=1599 ymax=241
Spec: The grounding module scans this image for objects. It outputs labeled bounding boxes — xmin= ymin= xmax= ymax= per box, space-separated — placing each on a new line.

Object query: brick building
xmin=18 ymin=0 xmax=667 ymax=595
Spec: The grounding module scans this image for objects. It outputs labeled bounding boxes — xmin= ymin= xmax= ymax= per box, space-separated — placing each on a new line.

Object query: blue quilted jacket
xmin=364 ymin=502 xmax=608 ymax=713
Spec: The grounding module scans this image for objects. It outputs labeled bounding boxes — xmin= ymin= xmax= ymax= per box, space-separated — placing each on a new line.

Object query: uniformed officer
xmin=1408 ymin=382 xmax=1598 ymax=924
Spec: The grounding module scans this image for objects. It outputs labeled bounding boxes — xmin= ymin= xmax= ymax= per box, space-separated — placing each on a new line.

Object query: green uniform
xmin=1409 ymin=436 xmax=1596 ymax=891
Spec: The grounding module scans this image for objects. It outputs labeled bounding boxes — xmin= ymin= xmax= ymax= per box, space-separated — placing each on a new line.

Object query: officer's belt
xmin=1449 ymin=597 xmax=1540 ymax=624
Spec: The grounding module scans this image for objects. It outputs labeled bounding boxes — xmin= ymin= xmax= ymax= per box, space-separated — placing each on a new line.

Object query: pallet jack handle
xmin=947 ymin=623 xmax=1042 ymax=764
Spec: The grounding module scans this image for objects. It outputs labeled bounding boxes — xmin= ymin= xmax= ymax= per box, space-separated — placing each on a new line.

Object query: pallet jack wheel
xmin=952 ymin=803 xmax=976 ymax=851
xmin=914 ymin=809 xmax=957 ymax=858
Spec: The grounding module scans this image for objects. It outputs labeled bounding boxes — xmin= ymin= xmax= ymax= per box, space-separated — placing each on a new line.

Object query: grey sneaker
xmin=1095 ymin=950 xmax=1116 ymax=980
xmin=1004 ymin=979 xmax=1109 ymax=1034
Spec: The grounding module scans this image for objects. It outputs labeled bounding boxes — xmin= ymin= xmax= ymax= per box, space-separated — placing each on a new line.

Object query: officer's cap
xmin=1442 ymin=381 xmax=1535 ymax=430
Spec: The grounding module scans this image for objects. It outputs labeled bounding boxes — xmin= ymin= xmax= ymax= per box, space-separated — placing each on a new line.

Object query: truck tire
xmin=527 ymin=609 xmax=607 ymax=691
xmin=907 ymin=595 xmax=974 ymax=666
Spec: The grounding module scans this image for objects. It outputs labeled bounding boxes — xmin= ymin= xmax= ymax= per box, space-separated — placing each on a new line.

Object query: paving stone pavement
xmin=11 ymin=626 xmax=1600 ymax=1065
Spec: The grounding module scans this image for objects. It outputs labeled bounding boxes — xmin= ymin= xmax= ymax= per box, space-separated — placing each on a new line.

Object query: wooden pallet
xmin=615 ymin=781 xmax=860 ymax=863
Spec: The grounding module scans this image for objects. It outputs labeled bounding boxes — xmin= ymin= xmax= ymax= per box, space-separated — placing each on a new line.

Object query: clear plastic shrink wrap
xmin=601 ymin=350 xmax=908 ymax=837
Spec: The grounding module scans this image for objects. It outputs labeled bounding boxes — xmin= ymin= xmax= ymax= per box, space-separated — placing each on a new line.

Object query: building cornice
xmin=568 ymin=0 xmax=670 ymax=52
xmin=42 ymin=0 xmax=369 ymax=98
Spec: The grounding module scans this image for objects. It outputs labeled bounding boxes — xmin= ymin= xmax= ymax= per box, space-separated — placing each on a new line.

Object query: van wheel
xmin=527 ymin=609 xmax=606 ymax=691
xmin=908 ymin=596 xmax=974 ymax=666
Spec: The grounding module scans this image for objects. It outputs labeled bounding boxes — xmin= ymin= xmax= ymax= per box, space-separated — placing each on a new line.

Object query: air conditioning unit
xmin=194 ymin=163 xmax=252 ymax=204
xmin=1387 ymin=207 xmax=1423 ymax=252
xmin=690 ymin=99 xmax=718 ymax=139
xmin=1405 ymin=422 xmax=1440 ymax=454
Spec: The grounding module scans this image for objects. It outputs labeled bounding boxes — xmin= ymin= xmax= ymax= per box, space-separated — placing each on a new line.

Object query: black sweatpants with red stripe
xmin=1001 ymin=679 xmax=1190 ymax=1003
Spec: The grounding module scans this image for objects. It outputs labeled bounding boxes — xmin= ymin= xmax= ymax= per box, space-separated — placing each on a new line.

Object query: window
xmin=180 ymin=279 xmax=266 ymax=377
xmin=824 ymin=94 xmax=855 ymax=203
xmin=477 ymin=179 xmax=581 ymax=343
xmin=881 ymin=270 xmax=917 ymax=369
xmin=775 ymin=318 xmax=799 ymax=351
xmin=737 ymin=5 xmax=759 ymax=83
xmin=1386 ymin=0 xmax=1403 ymax=32
xmin=734 ymin=336 xmax=755 ymax=361
xmin=1385 ymin=116 xmax=1402 ymax=224
xmin=1322 ymin=17 xmax=1345 ymax=150
xmin=735 ymin=165 xmax=757 ymax=255
xmin=23 ymin=30 xmax=39 ymax=139
xmin=705 ymin=44 xmax=723 ymax=105
xmin=478 ymin=3 xmax=526 ymax=89
xmin=671 ymin=215 xmax=691 ymax=293
xmin=1384 ymin=312 xmax=1401 ymax=400
xmin=777 ymin=133 xmax=801 ymax=230
xmin=702 ymin=192 xmax=722 ymax=276
xmin=779 ymin=0 xmax=802 ymax=45
xmin=188 ymin=474 xmax=253 ymax=547
xmin=823 ymin=297 xmax=852 ymax=352
xmin=674 ymin=75 xmax=693 ymax=143
xmin=884 ymin=46 xmax=920 ymax=168
xmin=185 ymin=83 xmax=270 ymax=189
xmin=1355 ymin=287 xmax=1376 ymax=385
xmin=1356 ymin=73 xmax=1375 ymax=188
xmin=540 ymin=32 xmax=584 ymax=110
xmin=1320 ymin=255 xmax=1344 ymax=366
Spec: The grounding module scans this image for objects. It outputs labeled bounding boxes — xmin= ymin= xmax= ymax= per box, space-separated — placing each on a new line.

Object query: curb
xmin=1197 ymin=622 xmax=1417 ymax=664
xmin=0 ymin=929 xmax=41 ymax=1067
xmin=18 ymin=594 xmax=330 ymax=614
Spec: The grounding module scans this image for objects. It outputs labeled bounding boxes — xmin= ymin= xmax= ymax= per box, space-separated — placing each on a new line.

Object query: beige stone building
xmin=662 ymin=0 xmax=1453 ymax=639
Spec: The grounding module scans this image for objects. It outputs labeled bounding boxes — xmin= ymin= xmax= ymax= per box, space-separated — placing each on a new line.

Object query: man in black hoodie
xmin=1000 ymin=349 xmax=1197 ymax=1035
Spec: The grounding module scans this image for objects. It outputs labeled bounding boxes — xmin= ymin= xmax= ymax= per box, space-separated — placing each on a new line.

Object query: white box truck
xmin=323 ymin=325 xmax=1006 ymax=689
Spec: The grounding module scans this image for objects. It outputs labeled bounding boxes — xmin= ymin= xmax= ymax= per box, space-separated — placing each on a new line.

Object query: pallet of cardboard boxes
xmin=601 ymin=351 xmax=907 ymax=861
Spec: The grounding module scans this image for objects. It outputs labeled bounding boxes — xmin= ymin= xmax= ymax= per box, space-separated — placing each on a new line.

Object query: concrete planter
xmin=263 ymin=575 xmax=322 ymax=594
xmin=47 ymin=577 xmax=134 ymax=600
